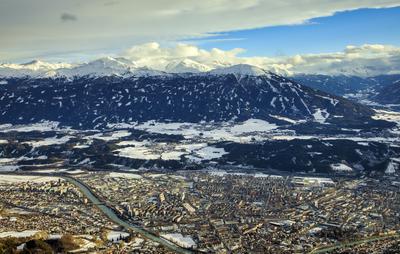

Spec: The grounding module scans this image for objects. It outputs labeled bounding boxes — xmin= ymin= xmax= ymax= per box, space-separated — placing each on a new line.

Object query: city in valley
xmin=1 ymin=168 xmax=399 ymax=253
xmin=2 ymin=0 xmax=400 ymax=253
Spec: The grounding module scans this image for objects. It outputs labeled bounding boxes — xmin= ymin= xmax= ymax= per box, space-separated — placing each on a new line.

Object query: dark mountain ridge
xmin=0 ymin=73 xmax=386 ymax=129
xmin=374 ymin=79 xmax=400 ymax=105
xmin=292 ymin=74 xmax=400 ymax=106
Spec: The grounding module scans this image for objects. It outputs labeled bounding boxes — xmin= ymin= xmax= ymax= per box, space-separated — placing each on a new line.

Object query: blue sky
xmin=1 ymin=1 xmax=400 ymax=63
xmin=190 ymin=7 xmax=400 ymax=57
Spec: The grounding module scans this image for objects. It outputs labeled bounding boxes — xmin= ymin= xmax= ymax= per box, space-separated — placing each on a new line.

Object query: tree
xmin=22 ymin=239 xmax=53 ymax=254
xmin=59 ymin=234 xmax=79 ymax=252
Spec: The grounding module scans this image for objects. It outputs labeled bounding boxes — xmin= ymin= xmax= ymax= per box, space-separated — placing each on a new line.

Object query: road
xmin=310 ymin=233 xmax=400 ymax=253
xmin=0 ymin=172 xmax=193 ymax=254
xmin=62 ymin=176 xmax=194 ymax=254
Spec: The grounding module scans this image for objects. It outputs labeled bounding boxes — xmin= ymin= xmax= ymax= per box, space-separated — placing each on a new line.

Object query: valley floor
xmin=0 ymin=170 xmax=399 ymax=253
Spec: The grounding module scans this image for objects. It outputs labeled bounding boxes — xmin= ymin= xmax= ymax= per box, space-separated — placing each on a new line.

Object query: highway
xmin=0 ymin=172 xmax=194 ymax=254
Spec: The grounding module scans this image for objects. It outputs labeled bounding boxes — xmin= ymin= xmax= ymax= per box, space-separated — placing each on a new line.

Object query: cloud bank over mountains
xmin=1 ymin=43 xmax=399 ymax=77
xmin=122 ymin=43 xmax=400 ymax=76
xmin=1 ymin=0 xmax=399 ymax=61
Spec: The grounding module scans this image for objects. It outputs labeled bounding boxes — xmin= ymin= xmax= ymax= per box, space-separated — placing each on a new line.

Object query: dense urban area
xmin=1 ymin=170 xmax=399 ymax=253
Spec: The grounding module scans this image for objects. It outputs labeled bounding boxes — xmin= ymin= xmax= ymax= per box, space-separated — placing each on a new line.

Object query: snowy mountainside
xmin=0 ymin=72 xmax=382 ymax=129
xmin=0 ymin=60 xmax=72 ymax=78
xmin=374 ymin=79 xmax=400 ymax=105
xmin=57 ymin=57 xmax=135 ymax=77
xmin=209 ymin=64 xmax=268 ymax=76
xmin=292 ymin=74 xmax=400 ymax=102
xmin=165 ymin=59 xmax=212 ymax=73
xmin=292 ymin=74 xmax=376 ymax=96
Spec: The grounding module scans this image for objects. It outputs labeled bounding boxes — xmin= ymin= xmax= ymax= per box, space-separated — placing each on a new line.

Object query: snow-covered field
xmin=109 ymin=117 xmax=400 ymax=147
xmin=272 ymin=134 xmax=400 ymax=143
xmin=373 ymin=110 xmax=400 ymax=137
xmin=106 ymin=231 xmax=130 ymax=242
xmin=207 ymin=169 xmax=283 ymax=178
xmin=0 ymin=155 xmax=50 ymax=172
xmin=0 ymin=175 xmax=61 ymax=183
xmin=22 ymin=135 xmax=73 ymax=148
xmin=186 ymin=146 xmax=228 ymax=162
xmin=0 ymin=113 xmax=399 ymax=171
xmin=134 ymin=119 xmax=281 ymax=142
xmin=0 ymin=121 xmax=68 ymax=133
xmin=115 ymin=142 xmax=161 ymax=160
xmin=0 ymin=230 xmax=39 ymax=238
xmin=161 ymin=233 xmax=197 ymax=249
xmin=0 ymin=165 xmax=20 ymax=171
xmin=330 ymin=163 xmax=353 ymax=172
xmin=107 ymin=172 xmax=142 ymax=179
xmin=114 ymin=140 xmax=228 ymax=162
xmin=292 ymin=176 xmax=335 ymax=186
xmin=85 ymin=130 xmax=131 ymax=141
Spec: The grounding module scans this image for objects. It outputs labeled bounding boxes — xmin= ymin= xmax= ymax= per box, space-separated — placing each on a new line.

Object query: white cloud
xmin=123 ymin=42 xmax=246 ymax=70
xmin=2 ymin=42 xmax=399 ymax=77
xmin=0 ymin=0 xmax=399 ymax=61
xmin=287 ymin=44 xmax=400 ymax=76
xmin=121 ymin=43 xmax=400 ymax=76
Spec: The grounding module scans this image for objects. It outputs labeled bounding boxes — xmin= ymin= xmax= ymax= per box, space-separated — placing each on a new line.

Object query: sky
xmin=1 ymin=0 xmax=400 ymax=76
xmin=191 ymin=7 xmax=400 ymax=57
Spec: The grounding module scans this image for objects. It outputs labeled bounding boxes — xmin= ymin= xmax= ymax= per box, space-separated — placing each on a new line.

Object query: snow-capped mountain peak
xmin=57 ymin=57 xmax=138 ymax=77
xmin=165 ymin=59 xmax=212 ymax=73
xmin=1 ymin=59 xmax=72 ymax=71
xmin=20 ymin=59 xmax=72 ymax=70
xmin=21 ymin=60 xmax=46 ymax=70
xmin=0 ymin=60 xmax=73 ymax=77
xmin=209 ymin=64 xmax=268 ymax=76
xmin=87 ymin=56 xmax=135 ymax=68
xmin=0 ymin=58 xmax=270 ymax=78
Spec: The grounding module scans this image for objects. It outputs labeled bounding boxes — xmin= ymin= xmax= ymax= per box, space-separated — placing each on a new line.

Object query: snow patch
xmin=0 ymin=230 xmax=39 ymax=238
xmin=330 ymin=163 xmax=353 ymax=172
xmin=161 ymin=151 xmax=186 ymax=160
xmin=107 ymin=172 xmax=143 ymax=179
xmin=0 ymin=121 xmax=62 ymax=132
xmin=22 ymin=135 xmax=72 ymax=148
xmin=161 ymin=233 xmax=197 ymax=249
xmin=385 ymin=160 xmax=399 ymax=174
xmin=230 ymin=119 xmax=278 ymax=134
xmin=313 ymin=108 xmax=329 ymax=124
xmin=269 ymin=115 xmax=305 ymax=124
xmin=165 ymin=59 xmax=212 ymax=73
xmin=135 ymin=119 xmax=279 ymax=143
xmin=0 ymin=175 xmax=61 ymax=183
xmin=115 ymin=140 xmax=227 ymax=162
xmin=209 ymin=64 xmax=267 ymax=76
xmin=107 ymin=231 xmax=130 ymax=242
xmin=187 ymin=146 xmax=228 ymax=162
xmin=115 ymin=144 xmax=160 ymax=160
xmin=86 ymin=130 xmax=131 ymax=141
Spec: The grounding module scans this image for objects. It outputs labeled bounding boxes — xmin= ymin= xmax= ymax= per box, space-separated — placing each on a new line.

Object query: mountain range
xmin=373 ymin=79 xmax=400 ymax=105
xmin=0 ymin=64 xmax=385 ymax=130
xmin=1 ymin=57 xmax=398 ymax=107
xmin=292 ymin=74 xmax=400 ymax=106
